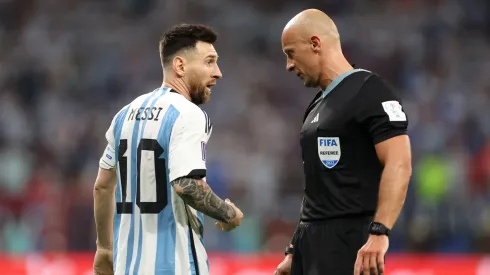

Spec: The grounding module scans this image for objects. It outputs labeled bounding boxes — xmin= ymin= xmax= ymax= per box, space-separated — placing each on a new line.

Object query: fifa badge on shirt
xmin=317 ymin=137 xmax=341 ymax=169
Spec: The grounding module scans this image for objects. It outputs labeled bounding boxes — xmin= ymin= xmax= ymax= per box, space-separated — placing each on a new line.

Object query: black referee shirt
xmin=299 ymin=69 xmax=408 ymax=221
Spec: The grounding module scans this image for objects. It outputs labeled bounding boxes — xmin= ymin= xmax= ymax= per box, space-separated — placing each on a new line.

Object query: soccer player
xmin=274 ymin=9 xmax=412 ymax=275
xmin=93 ymin=24 xmax=244 ymax=275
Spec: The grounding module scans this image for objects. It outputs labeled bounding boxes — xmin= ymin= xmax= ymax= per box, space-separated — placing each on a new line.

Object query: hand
xmin=215 ymin=199 xmax=243 ymax=232
xmin=93 ymin=247 xmax=114 ymax=275
xmin=354 ymin=235 xmax=389 ymax=275
xmin=274 ymin=254 xmax=292 ymax=275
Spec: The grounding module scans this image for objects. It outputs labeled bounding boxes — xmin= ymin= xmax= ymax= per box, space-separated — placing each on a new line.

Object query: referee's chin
xmin=303 ymin=80 xmax=317 ymax=88
xmin=299 ymin=75 xmax=316 ymax=88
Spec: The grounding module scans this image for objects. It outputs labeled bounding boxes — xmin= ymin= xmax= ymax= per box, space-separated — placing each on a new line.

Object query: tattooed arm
xmin=171 ymin=176 xmax=238 ymax=224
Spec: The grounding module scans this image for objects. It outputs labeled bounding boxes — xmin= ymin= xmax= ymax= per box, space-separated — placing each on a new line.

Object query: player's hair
xmin=159 ymin=23 xmax=218 ymax=67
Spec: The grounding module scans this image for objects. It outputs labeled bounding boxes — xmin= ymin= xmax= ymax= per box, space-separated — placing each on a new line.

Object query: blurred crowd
xmin=1 ymin=0 xmax=490 ymax=254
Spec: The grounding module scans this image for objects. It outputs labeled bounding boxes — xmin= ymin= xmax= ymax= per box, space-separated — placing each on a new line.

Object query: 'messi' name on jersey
xmin=317 ymin=137 xmax=341 ymax=169
xmin=127 ymin=107 xmax=164 ymax=121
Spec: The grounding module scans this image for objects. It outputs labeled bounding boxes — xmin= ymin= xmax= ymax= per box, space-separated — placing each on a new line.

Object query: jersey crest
xmin=317 ymin=137 xmax=341 ymax=169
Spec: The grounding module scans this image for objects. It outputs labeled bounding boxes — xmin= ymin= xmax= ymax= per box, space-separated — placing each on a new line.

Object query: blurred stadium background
xmin=1 ymin=0 xmax=490 ymax=274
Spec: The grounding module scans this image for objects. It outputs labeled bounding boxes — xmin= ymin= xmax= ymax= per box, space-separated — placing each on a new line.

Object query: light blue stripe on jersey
xmin=126 ymin=92 xmax=158 ymax=274
xmin=197 ymin=211 xmax=207 ymax=271
xmin=196 ymin=211 xmax=210 ymax=273
xmin=198 ymin=212 xmax=210 ymax=273
xmin=188 ymin=233 xmax=197 ymax=275
xmin=133 ymin=87 xmax=169 ymax=274
xmin=155 ymin=105 xmax=180 ymax=274
xmin=113 ymin=106 xmax=130 ymax=267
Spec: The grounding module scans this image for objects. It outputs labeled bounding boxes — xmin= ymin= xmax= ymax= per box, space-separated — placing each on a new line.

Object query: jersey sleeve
xmin=354 ymin=75 xmax=408 ymax=144
xmin=168 ymin=108 xmax=210 ymax=182
xmin=99 ymin=109 xmax=122 ymax=170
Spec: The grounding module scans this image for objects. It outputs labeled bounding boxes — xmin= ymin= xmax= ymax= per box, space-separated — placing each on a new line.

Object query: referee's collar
xmin=322 ymin=68 xmax=371 ymax=98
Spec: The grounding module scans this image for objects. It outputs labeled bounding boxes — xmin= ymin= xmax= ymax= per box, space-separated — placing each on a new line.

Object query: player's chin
xmin=205 ymin=86 xmax=212 ymax=94
xmin=205 ymin=87 xmax=213 ymax=97
xmin=193 ymin=90 xmax=211 ymax=105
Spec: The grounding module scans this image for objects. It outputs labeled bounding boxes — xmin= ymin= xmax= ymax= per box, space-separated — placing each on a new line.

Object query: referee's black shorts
xmin=291 ymin=215 xmax=372 ymax=275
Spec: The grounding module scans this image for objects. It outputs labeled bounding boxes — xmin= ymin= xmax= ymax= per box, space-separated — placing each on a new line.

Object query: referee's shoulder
xmin=357 ymin=72 xmax=401 ymax=96
xmin=360 ymin=72 xmax=394 ymax=90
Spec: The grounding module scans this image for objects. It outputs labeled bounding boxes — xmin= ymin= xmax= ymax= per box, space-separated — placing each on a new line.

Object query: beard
xmin=190 ymin=85 xmax=211 ymax=105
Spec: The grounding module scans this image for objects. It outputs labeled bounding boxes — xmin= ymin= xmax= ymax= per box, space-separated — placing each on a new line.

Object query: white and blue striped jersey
xmin=99 ymin=87 xmax=212 ymax=275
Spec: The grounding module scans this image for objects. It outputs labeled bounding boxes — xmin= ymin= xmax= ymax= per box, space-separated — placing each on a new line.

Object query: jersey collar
xmin=321 ymin=68 xmax=371 ymax=98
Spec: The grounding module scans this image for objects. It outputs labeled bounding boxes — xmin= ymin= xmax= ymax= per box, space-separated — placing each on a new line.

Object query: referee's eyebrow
xmin=284 ymin=48 xmax=293 ymax=57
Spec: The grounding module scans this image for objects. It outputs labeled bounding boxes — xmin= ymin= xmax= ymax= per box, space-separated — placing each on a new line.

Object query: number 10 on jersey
xmin=116 ymin=139 xmax=168 ymax=214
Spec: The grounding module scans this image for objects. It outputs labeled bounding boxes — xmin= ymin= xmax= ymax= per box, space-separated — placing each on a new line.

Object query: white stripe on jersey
xmin=136 ymin=88 xmax=170 ymax=275
xmin=127 ymin=99 xmax=149 ymax=274
xmin=188 ymin=207 xmax=210 ymax=274
xmin=137 ymin=149 xmax=159 ymax=275
xmin=114 ymin=116 xmax=135 ymax=275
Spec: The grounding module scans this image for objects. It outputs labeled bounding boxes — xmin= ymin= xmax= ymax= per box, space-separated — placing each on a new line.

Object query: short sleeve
xmin=99 ymin=108 xmax=125 ymax=170
xmin=354 ymin=75 xmax=408 ymax=144
xmin=99 ymin=143 xmax=116 ymax=169
xmin=168 ymin=108 xmax=211 ymax=182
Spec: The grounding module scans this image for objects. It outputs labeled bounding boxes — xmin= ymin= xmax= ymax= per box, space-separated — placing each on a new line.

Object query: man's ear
xmin=311 ymin=36 xmax=321 ymax=53
xmin=173 ymin=56 xmax=185 ymax=77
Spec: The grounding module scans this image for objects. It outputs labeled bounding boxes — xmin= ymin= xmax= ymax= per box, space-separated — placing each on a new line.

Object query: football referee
xmin=274 ymin=9 xmax=412 ymax=275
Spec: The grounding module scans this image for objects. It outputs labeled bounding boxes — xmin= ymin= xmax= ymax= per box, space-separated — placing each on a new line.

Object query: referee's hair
xmin=159 ymin=23 xmax=218 ymax=67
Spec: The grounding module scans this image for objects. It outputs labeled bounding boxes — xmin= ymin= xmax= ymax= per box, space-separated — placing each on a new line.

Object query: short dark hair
xmin=159 ymin=24 xmax=218 ymax=66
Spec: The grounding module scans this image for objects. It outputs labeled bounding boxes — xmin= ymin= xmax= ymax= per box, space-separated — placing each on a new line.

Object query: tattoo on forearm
xmin=171 ymin=177 xmax=236 ymax=223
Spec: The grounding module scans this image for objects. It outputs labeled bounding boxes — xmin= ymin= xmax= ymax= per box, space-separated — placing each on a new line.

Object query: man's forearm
xmin=171 ymin=177 xmax=236 ymax=223
xmin=287 ymin=225 xmax=299 ymax=254
xmin=374 ymin=163 xmax=411 ymax=229
xmin=94 ymin=185 xmax=115 ymax=249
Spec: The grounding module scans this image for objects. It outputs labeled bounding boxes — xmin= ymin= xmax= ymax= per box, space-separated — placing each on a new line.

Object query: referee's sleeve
xmin=168 ymin=108 xmax=210 ymax=182
xmin=354 ymin=75 xmax=408 ymax=144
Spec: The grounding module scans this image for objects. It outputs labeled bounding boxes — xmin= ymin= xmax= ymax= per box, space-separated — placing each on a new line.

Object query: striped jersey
xmin=99 ymin=87 xmax=212 ymax=275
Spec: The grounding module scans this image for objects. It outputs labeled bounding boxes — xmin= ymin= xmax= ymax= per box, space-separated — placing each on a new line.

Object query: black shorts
xmin=291 ymin=216 xmax=372 ymax=275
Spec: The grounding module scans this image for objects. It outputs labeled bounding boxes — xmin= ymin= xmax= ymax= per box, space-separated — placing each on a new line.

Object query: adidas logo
xmin=311 ymin=113 xmax=319 ymax=123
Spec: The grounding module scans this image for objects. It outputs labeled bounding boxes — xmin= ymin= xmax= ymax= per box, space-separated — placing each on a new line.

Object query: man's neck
xmin=319 ymin=54 xmax=353 ymax=91
xmin=162 ymin=78 xmax=191 ymax=101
